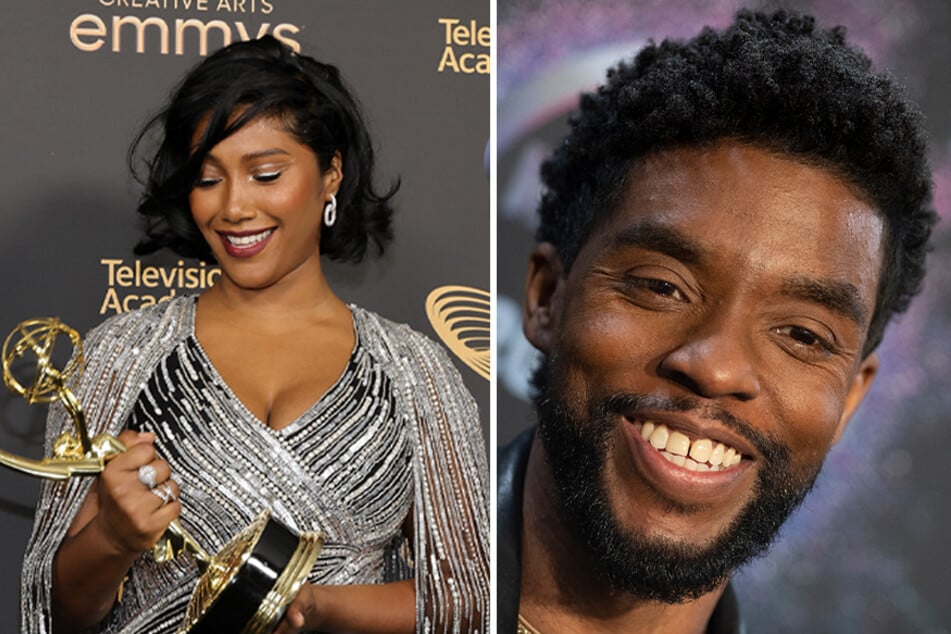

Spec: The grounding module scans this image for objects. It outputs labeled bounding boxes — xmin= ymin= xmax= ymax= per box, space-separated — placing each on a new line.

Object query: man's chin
xmin=577 ymin=491 xmax=761 ymax=603
xmin=536 ymin=387 xmax=817 ymax=603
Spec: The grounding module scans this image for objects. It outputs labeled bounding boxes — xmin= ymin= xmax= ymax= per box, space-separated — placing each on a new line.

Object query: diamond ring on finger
xmin=149 ymin=482 xmax=175 ymax=505
xmin=137 ymin=464 xmax=158 ymax=489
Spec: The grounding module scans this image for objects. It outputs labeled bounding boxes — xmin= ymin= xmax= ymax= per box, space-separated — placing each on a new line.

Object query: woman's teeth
xmin=633 ymin=420 xmax=743 ymax=471
xmin=226 ymin=229 xmax=273 ymax=246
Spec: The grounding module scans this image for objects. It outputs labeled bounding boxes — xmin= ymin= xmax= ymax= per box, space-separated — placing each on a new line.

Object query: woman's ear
xmin=323 ymin=151 xmax=343 ymax=197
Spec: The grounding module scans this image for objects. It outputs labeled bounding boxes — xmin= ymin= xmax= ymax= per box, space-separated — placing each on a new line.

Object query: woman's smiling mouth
xmin=218 ymin=228 xmax=275 ymax=257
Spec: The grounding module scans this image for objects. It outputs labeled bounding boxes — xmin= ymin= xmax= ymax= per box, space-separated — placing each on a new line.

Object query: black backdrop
xmin=0 ymin=1 xmax=488 ymax=628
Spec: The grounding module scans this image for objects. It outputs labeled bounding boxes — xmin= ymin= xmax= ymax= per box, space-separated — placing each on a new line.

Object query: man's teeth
xmin=633 ymin=421 xmax=742 ymax=471
xmin=226 ymin=230 xmax=273 ymax=247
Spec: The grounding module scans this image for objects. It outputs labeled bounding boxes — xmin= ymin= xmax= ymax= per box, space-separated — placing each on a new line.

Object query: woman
xmin=21 ymin=36 xmax=488 ymax=634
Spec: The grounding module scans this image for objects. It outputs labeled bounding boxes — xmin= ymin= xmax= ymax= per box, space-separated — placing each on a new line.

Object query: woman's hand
xmin=272 ymin=580 xmax=415 ymax=634
xmin=273 ymin=583 xmax=325 ymax=634
xmin=92 ymin=429 xmax=181 ymax=555
xmin=51 ymin=429 xmax=182 ymax=633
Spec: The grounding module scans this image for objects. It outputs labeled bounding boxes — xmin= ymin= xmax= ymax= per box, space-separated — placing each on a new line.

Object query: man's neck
xmin=518 ymin=436 xmax=726 ymax=634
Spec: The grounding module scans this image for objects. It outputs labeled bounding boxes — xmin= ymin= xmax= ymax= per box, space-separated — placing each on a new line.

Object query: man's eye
xmin=624 ymin=276 xmax=689 ymax=303
xmin=626 ymin=277 xmax=687 ymax=301
xmin=778 ymin=325 xmax=833 ymax=352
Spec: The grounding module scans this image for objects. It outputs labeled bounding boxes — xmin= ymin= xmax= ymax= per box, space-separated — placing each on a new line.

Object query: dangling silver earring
xmin=323 ymin=194 xmax=337 ymax=227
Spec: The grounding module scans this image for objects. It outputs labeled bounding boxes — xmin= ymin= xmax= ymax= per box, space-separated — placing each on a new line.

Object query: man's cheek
xmin=561 ymin=314 xmax=657 ymax=379
xmin=773 ymin=387 xmax=846 ymax=469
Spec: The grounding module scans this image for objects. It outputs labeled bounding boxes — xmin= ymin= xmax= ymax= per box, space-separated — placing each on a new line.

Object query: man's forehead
xmin=572 ymin=142 xmax=885 ymax=324
xmin=604 ymin=143 xmax=884 ymax=251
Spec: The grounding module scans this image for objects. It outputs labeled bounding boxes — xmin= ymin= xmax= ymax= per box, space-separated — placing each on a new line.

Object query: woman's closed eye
xmin=194 ymin=176 xmax=222 ymax=188
xmin=252 ymin=170 xmax=282 ymax=183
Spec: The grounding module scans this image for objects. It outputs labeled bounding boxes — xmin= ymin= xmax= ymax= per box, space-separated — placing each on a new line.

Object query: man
xmin=498 ymin=9 xmax=936 ymax=633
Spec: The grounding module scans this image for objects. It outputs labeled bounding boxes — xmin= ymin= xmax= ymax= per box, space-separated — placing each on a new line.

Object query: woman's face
xmin=189 ymin=115 xmax=341 ymax=291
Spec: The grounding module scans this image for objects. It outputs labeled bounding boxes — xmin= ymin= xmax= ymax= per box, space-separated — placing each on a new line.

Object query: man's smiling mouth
xmin=631 ymin=420 xmax=744 ymax=472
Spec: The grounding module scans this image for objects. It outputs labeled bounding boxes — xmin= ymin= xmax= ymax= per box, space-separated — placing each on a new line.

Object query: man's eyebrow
xmin=780 ymin=277 xmax=869 ymax=326
xmin=607 ymin=222 xmax=870 ymax=325
xmin=608 ymin=222 xmax=710 ymax=266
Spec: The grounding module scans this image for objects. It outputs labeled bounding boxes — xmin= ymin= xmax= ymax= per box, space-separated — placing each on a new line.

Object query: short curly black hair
xmin=537 ymin=9 xmax=936 ymax=354
xmin=132 ymin=35 xmax=396 ymax=263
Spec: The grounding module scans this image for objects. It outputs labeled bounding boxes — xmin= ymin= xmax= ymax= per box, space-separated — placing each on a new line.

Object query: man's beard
xmin=534 ymin=360 xmax=821 ymax=604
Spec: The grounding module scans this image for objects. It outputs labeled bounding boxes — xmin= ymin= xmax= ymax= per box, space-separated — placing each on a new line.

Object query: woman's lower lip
xmin=219 ymin=231 xmax=273 ymax=258
xmin=621 ymin=416 xmax=753 ymax=507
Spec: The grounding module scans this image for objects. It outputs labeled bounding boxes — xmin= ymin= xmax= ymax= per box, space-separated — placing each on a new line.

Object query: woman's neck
xmin=200 ymin=255 xmax=346 ymax=324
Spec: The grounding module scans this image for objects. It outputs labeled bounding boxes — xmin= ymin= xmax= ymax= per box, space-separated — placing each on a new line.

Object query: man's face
xmin=524 ymin=142 xmax=883 ymax=601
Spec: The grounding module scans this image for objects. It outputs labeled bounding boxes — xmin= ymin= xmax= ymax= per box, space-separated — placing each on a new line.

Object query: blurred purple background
xmin=497 ymin=1 xmax=951 ymax=631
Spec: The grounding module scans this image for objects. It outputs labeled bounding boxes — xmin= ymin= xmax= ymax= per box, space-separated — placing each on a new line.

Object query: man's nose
xmin=657 ymin=311 xmax=762 ymax=401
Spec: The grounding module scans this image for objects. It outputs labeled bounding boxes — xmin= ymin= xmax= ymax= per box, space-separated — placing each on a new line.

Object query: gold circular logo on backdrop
xmin=425 ymin=285 xmax=489 ymax=380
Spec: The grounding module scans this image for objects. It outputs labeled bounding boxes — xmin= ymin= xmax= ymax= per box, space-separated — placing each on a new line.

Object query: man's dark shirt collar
xmin=498 ymin=427 xmax=744 ymax=634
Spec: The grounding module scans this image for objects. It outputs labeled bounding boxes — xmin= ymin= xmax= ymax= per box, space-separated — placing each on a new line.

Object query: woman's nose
xmin=221 ymin=180 xmax=256 ymax=222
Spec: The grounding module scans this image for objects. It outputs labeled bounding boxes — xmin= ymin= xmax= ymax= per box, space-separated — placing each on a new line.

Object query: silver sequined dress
xmin=21 ymin=297 xmax=489 ymax=633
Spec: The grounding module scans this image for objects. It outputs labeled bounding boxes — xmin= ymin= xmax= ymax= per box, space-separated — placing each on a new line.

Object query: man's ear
xmin=832 ymin=352 xmax=879 ymax=445
xmin=523 ymin=243 xmax=565 ymax=354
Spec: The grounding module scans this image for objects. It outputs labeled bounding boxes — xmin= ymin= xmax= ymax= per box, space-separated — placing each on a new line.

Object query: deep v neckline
xmin=185 ymin=297 xmax=360 ymax=434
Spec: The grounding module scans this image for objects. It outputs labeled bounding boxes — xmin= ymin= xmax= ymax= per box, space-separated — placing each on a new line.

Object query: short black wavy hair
xmin=132 ymin=35 xmax=396 ymax=263
xmin=537 ymin=9 xmax=936 ymax=354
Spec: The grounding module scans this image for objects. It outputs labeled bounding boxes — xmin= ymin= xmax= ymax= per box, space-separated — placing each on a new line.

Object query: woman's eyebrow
xmin=241 ymin=148 xmax=291 ymax=161
xmin=200 ymin=148 xmax=292 ymax=164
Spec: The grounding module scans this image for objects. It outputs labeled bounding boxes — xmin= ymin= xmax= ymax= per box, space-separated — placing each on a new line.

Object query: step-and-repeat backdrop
xmin=499 ymin=0 xmax=951 ymax=631
xmin=0 ymin=1 xmax=488 ymax=626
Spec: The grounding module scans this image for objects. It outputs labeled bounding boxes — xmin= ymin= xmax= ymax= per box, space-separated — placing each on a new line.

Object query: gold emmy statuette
xmin=2 ymin=318 xmax=324 ymax=634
